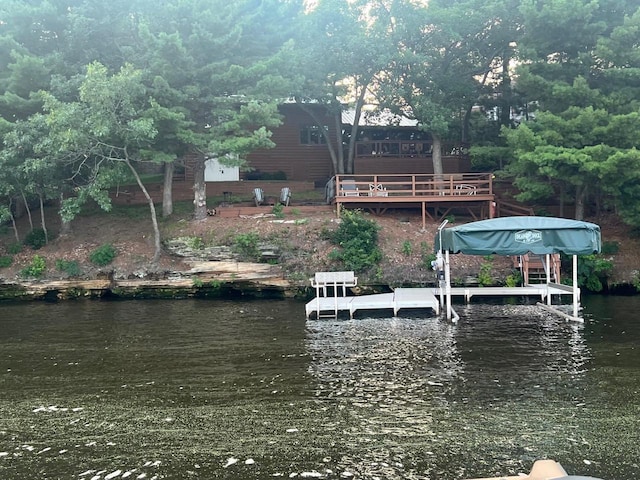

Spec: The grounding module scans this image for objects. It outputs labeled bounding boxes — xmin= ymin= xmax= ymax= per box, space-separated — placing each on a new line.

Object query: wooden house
xmin=235 ymin=104 xmax=471 ymax=184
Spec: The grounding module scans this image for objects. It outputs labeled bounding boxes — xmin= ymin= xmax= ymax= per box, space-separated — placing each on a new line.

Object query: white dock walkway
xmin=305 ymin=288 xmax=439 ymax=319
xmin=441 ymin=283 xmax=577 ymax=302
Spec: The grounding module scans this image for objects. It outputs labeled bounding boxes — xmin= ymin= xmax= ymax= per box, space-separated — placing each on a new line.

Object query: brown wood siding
xmin=354 ymin=156 xmax=471 ymax=175
xmin=245 ymin=104 xmax=336 ymax=184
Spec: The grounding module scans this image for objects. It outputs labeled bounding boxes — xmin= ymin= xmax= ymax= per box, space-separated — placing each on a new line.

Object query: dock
xmin=305 ymin=271 xmax=580 ymax=321
xmin=305 ymin=287 xmax=440 ymax=319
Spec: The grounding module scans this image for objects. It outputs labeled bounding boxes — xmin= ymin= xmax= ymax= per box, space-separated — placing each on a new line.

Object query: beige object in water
xmin=467 ymin=459 xmax=568 ymax=480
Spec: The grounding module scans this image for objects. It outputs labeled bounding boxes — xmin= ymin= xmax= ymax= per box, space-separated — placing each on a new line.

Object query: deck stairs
xmin=512 ymin=253 xmax=561 ymax=284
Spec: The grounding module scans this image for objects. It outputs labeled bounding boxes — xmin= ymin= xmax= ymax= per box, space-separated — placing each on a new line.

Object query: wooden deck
xmin=332 ymin=173 xmax=495 ymax=228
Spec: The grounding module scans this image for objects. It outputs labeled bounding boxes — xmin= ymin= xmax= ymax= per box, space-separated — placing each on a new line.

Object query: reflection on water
xmin=0 ymin=298 xmax=639 ymax=479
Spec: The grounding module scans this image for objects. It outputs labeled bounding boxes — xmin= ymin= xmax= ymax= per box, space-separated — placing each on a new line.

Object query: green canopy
xmin=434 ymin=216 xmax=601 ymax=256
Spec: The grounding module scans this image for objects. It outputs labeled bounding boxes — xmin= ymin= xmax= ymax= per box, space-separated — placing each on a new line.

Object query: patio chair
xmin=368 ymin=183 xmax=388 ymax=197
xmin=454 ymin=184 xmax=477 ymax=195
xmin=280 ymin=187 xmax=291 ymax=206
xmin=253 ymin=187 xmax=264 ymax=206
xmin=340 ymin=179 xmax=360 ymax=197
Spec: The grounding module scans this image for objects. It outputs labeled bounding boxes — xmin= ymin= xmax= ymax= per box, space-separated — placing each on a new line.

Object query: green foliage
xmin=272 ymin=203 xmax=284 ymax=218
xmin=632 ymin=272 xmax=640 ymax=293
xmin=90 ymin=244 xmax=117 ymax=266
xmin=192 ymin=278 xmax=204 ymax=288
xmin=7 ymin=243 xmax=22 ymax=255
xmin=401 ymin=240 xmax=413 ymax=256
xmin=601 ymin=241 xmax=619 ymax=255
xmin=0 ymin=256 xmax=13 ymax=268
xmin=185 ymin=236 xmax=205 ymax=250
xmin=504 ymin=270 xmax=522 ymax=287
xmin=233 ymin=233 xmax=261 ymax=261
xmin=477 ymin=261 xmax=493 ymax=287
xmin=55 ymin=259 xmax=81 ymax=277
xmin=23 ymin=228 xmax=47 ymax=250
xmin=420 ymin=242 xmax=436 ymax=269
xmin=577 ymin=254 xmax=614 ymax=292
xmin=329 ymin=210 xmax=382 ymax=273
xmin=20 ymin=255 xmax=46 ymax=278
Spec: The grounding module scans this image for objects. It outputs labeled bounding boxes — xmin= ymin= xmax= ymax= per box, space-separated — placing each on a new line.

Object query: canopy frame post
xmin=573 ymin=254 xmax=579 ymax=319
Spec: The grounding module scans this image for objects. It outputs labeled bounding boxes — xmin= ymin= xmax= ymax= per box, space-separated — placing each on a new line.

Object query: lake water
xmin=0 ymin=296 xmax=638 ymax=479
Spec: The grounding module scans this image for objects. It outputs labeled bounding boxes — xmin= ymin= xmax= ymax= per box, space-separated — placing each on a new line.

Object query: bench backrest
xmin=314 ymin=271 xmax=355 ymax=284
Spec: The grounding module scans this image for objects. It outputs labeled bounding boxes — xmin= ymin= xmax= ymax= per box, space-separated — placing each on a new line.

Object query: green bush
xmin=601 ymin=241 xmax=620 ymax=255
xmin=23 ymin=228 xmax=47 ymax=250
xmin=504 ymin=270 xmax=523 ymax=287
xmin=420 ymin=242 xmax=436 ymax=269
xmin=272 ymin=203 xmax=285 ymax=218
xmin=577 ymin=254 xmax=613 ymax=292
xmin=56 ymin=259 xmax=81 ymax=277
xmin=90 ymin=244 xmax=117 ymax=266
xmin=330 ymin=210 xmax=382 ymax=273
xmin=0 ymin=256 xmax=13 ymax=268
xmin=20 ymin=255 xmax=46 ymax=278
xmin=186 ymin=236 xmax=204 ymax=250
xmin=8 ymin=243 xmax=22 ymax=254
xmin=477 ymin=261 xmax=493 ymax=286
xmin=233 ymin=232 xmax=261 ymax=260
xmin=401 ymin=240 xmax=413 ymax=256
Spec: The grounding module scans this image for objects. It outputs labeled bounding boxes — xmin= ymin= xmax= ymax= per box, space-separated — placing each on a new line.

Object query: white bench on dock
xmin=308 ymin=271 xmax=358 ymax=319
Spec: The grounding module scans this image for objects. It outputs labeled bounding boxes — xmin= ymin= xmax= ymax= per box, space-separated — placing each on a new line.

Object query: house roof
xmin=434 ymin=216 xmax=601 ymax=256
xmin=342 ymin=108 xmax=419 ymax=127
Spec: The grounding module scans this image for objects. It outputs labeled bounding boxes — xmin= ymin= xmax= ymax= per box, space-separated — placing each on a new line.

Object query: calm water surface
xmin=0 ymin=296 xmax=638 ymax=479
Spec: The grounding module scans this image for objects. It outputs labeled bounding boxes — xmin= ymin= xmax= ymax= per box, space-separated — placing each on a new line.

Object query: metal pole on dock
xmin=573 ymin=255 xmax=579 ymax=319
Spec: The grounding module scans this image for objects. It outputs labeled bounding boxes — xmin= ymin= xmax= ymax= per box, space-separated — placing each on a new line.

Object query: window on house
xmin=300 ymin=125 xmax=327 ymax=145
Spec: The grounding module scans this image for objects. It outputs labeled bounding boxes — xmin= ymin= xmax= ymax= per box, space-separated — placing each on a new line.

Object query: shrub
xmin=330 ymin=210 xmax=382 ymax=273
xmin=577 ymin=254 xmax=613 ymax=292
xmin=420 ymin=242 xmax=436 ymax=269
xmin=477 ymin=261 xmax=493 ymax=286
xmin=233 ymin=232 xmax=261 ymax=260
xmin=23 ymin=228 xmax=47 ymax=250
xmin=0 ymin=256 xmax=13 ymax=268
xmin=272 ymin=203 xmax=285 ymax=218
xmin=56 ymin=259 xmax=81 ymax=277
xmin=20 ymin=255 xmax=46 ymax=278
xmin=8 ymin=243 xmax=22 ymax=254
xmin=504 ymin=270 xmax=522 ymax=287
xmin=90 ymin=244 xmax=117 ymax=266
xmin=401 ymin=240 xmax=413 ymax=256
xmin=186 ymin=236 xmax=204 ymax=250
xmin=601 ymin=241 xmax=620 ymax=255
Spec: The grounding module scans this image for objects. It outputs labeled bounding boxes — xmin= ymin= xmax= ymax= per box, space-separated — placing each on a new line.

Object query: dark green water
xmin=0 ymin=296 xmax=638 ymax=479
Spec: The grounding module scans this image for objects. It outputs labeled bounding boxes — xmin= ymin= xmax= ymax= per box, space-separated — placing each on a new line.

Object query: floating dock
xmin=305 ymin=287 xmax=440 ymax=319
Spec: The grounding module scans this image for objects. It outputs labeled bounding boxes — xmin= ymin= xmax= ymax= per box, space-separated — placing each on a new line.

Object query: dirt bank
xmin=1 ymin=202 xmax=638 ymax=300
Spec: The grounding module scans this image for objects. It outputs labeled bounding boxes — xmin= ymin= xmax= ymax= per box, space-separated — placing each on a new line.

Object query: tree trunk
xmin=59 ymin=192 xmax=72 ymax=236
xmin=575 ymin=185 xmax=586 ymax=220
xmin=162 ymin=161 xmax=174 ymax=218
xmin=558 ymin=184 xmax=565 ymax=218
xmin=345 ymin=84 xmax=369 ymax=175
xmin=20 ymin=190 xmax=33 ymax=231
xmin=193 ymin=154 xmax=207 ymax=221
xmin=8 ymin=198 xmax=19 ymax=243
xmin=299 ymin=102 xmax=342 ymax=174
xmin=38 ymin=193 xmax=48 ymax=244
xmin=432 ymin=134 xmax=444 ymax=191
xmin=125 ymin=158 xmax=162 ymax=264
